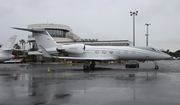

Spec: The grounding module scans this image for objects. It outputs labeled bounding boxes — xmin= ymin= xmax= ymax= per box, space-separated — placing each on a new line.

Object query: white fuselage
xmin=85 ymin=46 xmax=169 ymax=60
xmin=50 ymin=44 xmax=171 ymax=61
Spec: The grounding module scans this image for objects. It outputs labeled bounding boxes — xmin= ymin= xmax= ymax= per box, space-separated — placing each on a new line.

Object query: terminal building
xmin=27 ymin=23 xmax=132 ymax=62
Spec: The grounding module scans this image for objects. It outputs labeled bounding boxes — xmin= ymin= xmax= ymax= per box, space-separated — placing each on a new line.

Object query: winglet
xmin=39 ymin=45 xmax=52 ymax=58
xmin=13 ymin=27 xmax=58 ymax=50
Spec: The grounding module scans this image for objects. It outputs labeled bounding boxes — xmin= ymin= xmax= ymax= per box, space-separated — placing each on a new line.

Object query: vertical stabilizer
xmin=33 ymin=30 xmax=58 ymax=50
xmin=1 ymin=35 xmax=17 ymax=50
xmin=13 ymin=28 xmax=58 ymax=50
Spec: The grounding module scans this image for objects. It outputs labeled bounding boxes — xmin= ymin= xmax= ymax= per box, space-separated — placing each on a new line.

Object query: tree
xmin=163 ymin=49 xmax=180 ymax=57
xmin=13 ymin=43 xmax=20 ymax=49
xmin=12 ymin=43 xmax=21 ymax=56
xmin=174 ymin=50 xmax=180 ymax=57
xmin=19 ymin=39 xmax=26 ymax=50
xmin=19 ymin=39 xmax=28 ymax=59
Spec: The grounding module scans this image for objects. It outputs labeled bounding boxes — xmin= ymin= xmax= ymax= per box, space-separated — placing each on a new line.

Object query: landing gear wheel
xmin=83 ymin=65 xmax=89 ymax=70
xmin=126 ymin=65 xmax=128 ymax=68
xmin=153 ymin=61 xmax=159 ymax=70
xmin=90 ymin=64 xmax=95 ymax=69
xmin=155 ymin=65 xmax=159 ymax=70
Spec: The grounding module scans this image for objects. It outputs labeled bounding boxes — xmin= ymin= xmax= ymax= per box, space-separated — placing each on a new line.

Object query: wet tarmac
xmin=0 ymin=60 xmax=180 ymax=105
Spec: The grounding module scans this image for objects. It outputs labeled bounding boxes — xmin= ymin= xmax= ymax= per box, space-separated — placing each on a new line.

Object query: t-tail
xmin=13 ymin=27 xmax=59 ymax=51
xmin=1 ymin=35 xmax=17 ymax=51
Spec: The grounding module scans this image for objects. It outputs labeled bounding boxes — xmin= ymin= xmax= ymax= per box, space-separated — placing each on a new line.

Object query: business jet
xmin=13 ymin=28 xmax=171 ymax=70
xmin=0 ymin=35 xmax=17 ymax=62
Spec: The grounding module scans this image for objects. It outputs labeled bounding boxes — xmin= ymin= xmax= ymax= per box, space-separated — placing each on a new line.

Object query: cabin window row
xmin=95 ymin=50 xmax=136 ymax=54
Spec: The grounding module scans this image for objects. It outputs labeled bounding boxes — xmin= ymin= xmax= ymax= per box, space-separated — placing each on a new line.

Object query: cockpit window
xmin=152 ymin=48 xmax=157 ymax=52
xmin=152 ymin=48 xmax=162 ymax=53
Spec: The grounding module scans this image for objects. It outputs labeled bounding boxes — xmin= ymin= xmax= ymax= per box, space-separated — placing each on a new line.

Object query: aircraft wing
xmin=39 ymin=45 xmax=114 ymax=61
xmin=54 ymin=56 xmax=114 ymax=61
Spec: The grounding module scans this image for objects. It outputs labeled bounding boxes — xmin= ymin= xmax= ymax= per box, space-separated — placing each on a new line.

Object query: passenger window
xmin=124 ymin=50 xmax=128 ymax=54
xmin=117 ymin=50 xmax=120 ymax=54
xmin=132 ymin=51 xmax=136 ymax=54
xmin=95 ymin=50 xmax=99 ymax=54
xmin=109 ymin=51 xmax=113 ymax=54
xmin=102 ymin=50 xmax=106 ymax=54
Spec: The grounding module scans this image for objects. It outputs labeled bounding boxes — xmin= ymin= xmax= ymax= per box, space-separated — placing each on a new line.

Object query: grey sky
xmin=0 ymin=0 xmax=180 ymax=51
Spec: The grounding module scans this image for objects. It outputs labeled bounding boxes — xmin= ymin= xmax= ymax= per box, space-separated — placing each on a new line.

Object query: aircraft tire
xmin=83 ymin=65 xmax=89 ymax=70
xmin=90 ymin=64 xmax=95 ymax=70
xmin=155 ymin=65 xmax=159 ymax=70
xmin=126 ymin=65 xmax=128 ymax=68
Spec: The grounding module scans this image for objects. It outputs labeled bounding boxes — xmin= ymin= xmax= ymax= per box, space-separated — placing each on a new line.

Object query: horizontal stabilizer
xmin=13 ymin=27 xmax=58 ymax=50
xmin=12 ymin=27 xmax=45 ymax=33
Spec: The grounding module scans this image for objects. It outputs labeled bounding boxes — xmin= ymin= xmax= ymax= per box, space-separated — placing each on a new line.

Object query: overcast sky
xmin=0 ymin=0 xmax=180 ymax=51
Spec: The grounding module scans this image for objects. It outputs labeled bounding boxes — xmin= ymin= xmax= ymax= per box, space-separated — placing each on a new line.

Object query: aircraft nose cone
xmin=163 ymin=52 xmax=171 ymax=60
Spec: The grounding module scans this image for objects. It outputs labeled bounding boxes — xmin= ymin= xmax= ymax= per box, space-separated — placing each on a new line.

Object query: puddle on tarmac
xmin=0 ymin=71 xmax=160 ymax=105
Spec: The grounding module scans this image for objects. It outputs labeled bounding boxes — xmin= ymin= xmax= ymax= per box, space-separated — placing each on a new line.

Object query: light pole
xmin=145 ymin=23 xmax=151 ymax=46
xmin=130 ymin=10 xmax=138 ymax=46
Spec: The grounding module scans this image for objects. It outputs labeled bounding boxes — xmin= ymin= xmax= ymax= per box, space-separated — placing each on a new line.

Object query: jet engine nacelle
xmin=61 ymin=44 xmax=85 ymax=53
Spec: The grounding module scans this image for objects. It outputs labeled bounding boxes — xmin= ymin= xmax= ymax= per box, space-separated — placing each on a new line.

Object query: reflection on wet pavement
xmin=0 ymin=61 xmax=180 ymax=105
xmin=0 ymin=71 xmax=159 ymax=105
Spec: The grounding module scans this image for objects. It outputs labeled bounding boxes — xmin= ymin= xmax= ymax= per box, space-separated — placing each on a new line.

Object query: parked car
xmin=125 ymin=60 xmax=139 ymax=68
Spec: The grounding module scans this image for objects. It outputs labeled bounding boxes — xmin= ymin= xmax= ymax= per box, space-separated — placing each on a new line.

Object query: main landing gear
xmin=83 ymin=61 xmax=96 ymax=70
xmin=153 ymin=61 xmax=159 ymax=70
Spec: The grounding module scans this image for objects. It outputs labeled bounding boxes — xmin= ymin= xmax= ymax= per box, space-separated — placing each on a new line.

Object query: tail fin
xmin=1 ymin=35 xmax=17 ymax=50
xmin=13 ymin=27 xmax=58 ymax=50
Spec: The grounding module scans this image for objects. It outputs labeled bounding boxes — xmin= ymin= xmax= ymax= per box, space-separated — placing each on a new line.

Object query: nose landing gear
xmin=153 ymin=61 xmax=159 ymax=70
